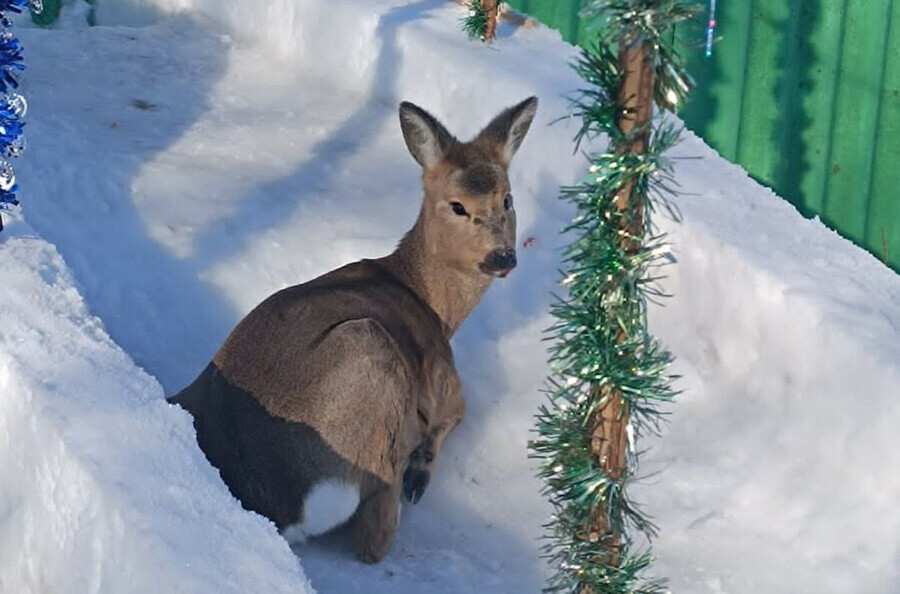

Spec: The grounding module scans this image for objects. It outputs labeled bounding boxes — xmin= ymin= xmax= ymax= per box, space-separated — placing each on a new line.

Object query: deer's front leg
xmin=354 ymin=479 xmax=402 ymax=564
xmin=403 ymin=441 xmax=434 ymax=504
xmin=402 ymin=418 xmax=460 ymax=504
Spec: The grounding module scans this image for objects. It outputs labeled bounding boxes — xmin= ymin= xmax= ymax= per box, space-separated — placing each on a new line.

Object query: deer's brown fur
xmin=168 ymin=97 xmax=537 ymax=563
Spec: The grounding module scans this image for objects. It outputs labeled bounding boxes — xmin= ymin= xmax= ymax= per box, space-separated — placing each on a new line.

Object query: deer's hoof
xmin=403 ymin=467 xmax=430 ymax=504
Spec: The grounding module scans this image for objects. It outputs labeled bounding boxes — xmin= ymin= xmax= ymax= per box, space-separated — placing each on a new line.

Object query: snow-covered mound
xmin=645 ymin=137 xmax=900 ymax=593
xmin=1 ymin=0 xmax=897 ymax=592
xmin=0 ymin=221 xmax=311 ymax=593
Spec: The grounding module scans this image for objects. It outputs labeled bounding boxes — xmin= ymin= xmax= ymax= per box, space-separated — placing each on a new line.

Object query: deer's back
xmin=213 ymin=258 xmax=449 ymax=418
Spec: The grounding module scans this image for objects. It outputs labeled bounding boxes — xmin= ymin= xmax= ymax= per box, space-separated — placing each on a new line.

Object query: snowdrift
xmin=0 ymin=221 xmax=311 ymax=593
xmin=1 ymin=0 xmax=897 ymax=592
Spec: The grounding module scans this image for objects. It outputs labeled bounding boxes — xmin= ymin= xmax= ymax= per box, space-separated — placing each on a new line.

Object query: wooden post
xmin=583 ymin=39 xmax=655 ymax=580
xmin=483 ymin=0 xmax=499 ymax=41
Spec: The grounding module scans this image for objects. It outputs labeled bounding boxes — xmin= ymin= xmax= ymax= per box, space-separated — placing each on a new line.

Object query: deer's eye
xmin=450 ymin=202 xmax=468 ymax=216
xmin=503 ymin=193 xmax=513 ymax=210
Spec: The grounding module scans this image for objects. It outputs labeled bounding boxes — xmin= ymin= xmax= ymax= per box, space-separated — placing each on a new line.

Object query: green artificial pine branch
xmin=461 ymin=0 xmax=488 ymax=40
xmin=529 ymin=1 xmax=699 ymax=592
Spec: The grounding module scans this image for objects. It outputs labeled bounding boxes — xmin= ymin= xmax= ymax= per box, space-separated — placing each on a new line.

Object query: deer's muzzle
xmin=480 ymin=248 xmax=517 ymax=277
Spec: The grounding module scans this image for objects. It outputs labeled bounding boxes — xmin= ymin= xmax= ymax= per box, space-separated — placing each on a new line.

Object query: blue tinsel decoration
xmin=0 ymin=1 xmax=29 ymax=13
xmin=0 ymin=185 xmax=17 ymax=205
xmin=0 ymin=39 xmax=25 ymax=91
xmin=0 ymin=0 xmax=32 ymax=231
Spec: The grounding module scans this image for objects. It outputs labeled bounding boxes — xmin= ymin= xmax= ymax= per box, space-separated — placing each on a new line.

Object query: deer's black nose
xmin=481 ymin=248 xmax=517 ymax=275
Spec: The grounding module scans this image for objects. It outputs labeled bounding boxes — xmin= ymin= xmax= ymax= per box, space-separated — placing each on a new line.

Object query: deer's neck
xmin=378 ymin=216 xmax=491 ymax=337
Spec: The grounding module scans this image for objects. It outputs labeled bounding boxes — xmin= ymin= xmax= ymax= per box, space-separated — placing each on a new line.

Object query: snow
xmin=0 ymin=221 xmax=311 ymax=593
xmin=1 ymin=0 xmax=898 ymax=593
xmin=643 ymin=143 xmax=900 ymax=593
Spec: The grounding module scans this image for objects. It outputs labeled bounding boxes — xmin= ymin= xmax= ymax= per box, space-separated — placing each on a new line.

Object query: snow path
xmin=15 ymin=9 xmax=587 ymax=593
xmin=3 ymin=0 xmax=898 ymax=592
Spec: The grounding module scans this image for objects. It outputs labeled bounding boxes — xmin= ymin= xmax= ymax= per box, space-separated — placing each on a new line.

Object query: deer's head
xmin=399 ymin=97 xmax=538 ymax=279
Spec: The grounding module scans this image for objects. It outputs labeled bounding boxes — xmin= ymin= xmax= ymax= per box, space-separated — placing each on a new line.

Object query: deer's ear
xmin=399 ymin=102 xmax=456 ymax=170
xmin=475 ymin=96 xmax=538 ymax=166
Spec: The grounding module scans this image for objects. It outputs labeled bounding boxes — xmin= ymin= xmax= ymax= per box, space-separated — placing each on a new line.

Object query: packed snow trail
xmin=1 ymin=0 xmax=898 ymax=592
xmin=14 ymin=7 xmax=585 ymax=592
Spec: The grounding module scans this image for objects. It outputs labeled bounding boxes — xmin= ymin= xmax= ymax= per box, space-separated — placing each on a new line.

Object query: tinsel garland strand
xmin=0 ymin=0 xmax=40 ymax=231
xmin=460 ymin=0 xmax=489 ymax=40
xmin=529 ymin=1 xmax=698 ymax=593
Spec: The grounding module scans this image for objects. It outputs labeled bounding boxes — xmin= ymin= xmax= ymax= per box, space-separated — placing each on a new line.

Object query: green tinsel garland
xmin=460 ymin=0 xmax=488 ymax=40
xmin=529 ymin=1 xmax=699 ymax=593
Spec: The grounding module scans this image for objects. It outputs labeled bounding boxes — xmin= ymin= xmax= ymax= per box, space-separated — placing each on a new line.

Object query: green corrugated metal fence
xmin=508 ymin=0 xmax=900 ymax=272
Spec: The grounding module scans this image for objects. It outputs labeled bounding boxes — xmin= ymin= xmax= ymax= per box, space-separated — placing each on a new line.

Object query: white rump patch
xmin=282 ymin=480 xmax=360 ymax=545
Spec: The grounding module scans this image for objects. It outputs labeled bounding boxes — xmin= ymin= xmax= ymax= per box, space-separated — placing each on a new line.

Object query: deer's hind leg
xmin=292 ymin=317 xmax=416 ymax=562
xmin=353 ymin=476 xmax=405 ymax=564
xmin=350 ymin=370 xmax=420 ymax=564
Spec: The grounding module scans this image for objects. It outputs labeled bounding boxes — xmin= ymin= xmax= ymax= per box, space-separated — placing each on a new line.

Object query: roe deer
xmin=168 ymin=96 xmax=538 ymax=563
